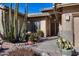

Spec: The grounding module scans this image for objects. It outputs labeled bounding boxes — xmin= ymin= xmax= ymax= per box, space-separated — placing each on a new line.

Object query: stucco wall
xmin=46 ymin=17 xmax=51 ymax=36
xmin=40 ymin=19 xmax=46 ymax=37
xmin=60 ymin=13 xmax=73 ymax=44
xmin=40 ymin=17 xmax=51 ymax=37
xmin=60 ymin=5 xmax=79 ymax=45
xmin=0 ymin=9 xmax=3 ymax=34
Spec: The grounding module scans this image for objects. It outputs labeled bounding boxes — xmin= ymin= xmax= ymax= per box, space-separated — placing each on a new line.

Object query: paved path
xmin=33 ymin=39 xmax=61 ymax=56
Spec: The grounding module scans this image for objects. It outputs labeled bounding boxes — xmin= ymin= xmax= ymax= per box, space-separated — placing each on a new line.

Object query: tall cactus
xmin=8 ymin=3 xmax=13 ymax=40
xmin=20 ymin=3 xmax=28 ymax=40
xmin=14 ymin=3 xmax=18 ymax=40
xmin=25 ymin=3 xmax=28 ymax=32
xmin=2 ymin=3 xmax=29 ymax=42
xmin=1 ymin=4 xmax=19 ymax=42
xmin=9 ymin=3 xmax=12 ymax=32
xmin=21 ymin=3 xmax=28 ymax=32
xmin=2 ymin=10 xmax=6 ymax=38
xmin=2 ymin=10 xmax=9 ymax=39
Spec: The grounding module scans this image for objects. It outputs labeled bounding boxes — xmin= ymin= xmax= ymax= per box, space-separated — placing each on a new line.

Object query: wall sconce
xmin=65 ymin=14 xmax=70 ymax=21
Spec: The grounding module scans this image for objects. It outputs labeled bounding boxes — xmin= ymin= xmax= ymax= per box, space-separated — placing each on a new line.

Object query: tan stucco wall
xmin=59 ymin=5 xmax=79 ymax=45
xmin=46 ymin=17 xmax=51 ymax=36
xmin=60 ymin=13 xmax=73 ymax=44
xmin=46 ymin=17 xmax=50 ymax=36
xmin=0 ymin=10 xmax=3 ymax=34
xmin=40 ymin=17 xmax=52 ymax=37
xmin=40 ymin=19 xmax=46 ymax=37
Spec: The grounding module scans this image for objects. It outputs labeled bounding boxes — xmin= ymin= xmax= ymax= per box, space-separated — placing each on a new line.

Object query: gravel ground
xmin=0 ymin=37 xmax=61 ymax=56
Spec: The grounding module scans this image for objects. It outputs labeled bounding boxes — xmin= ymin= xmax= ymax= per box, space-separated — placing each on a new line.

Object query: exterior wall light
xmin=65 ymin=14 xmax=70 ymax=21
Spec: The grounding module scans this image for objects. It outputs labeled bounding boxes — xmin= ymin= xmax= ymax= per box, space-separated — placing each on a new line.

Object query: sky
xmin=1 ymin=3 xmax=53 ymax=14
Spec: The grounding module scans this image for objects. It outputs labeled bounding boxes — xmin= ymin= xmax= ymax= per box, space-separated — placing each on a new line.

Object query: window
xmin=34 ymin=21 xmax=41 ymax=30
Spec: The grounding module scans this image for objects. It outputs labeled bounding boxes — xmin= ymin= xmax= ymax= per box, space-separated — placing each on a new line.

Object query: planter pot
xmin=61 ymin=49 xmax=73 ymax=56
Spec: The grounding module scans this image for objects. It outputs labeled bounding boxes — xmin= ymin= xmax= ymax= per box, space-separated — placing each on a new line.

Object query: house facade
xmin=0 ymin=4 xmax=59 ymax=37
xmin=58 ymin=3 xmax=79 ymax=48
xmin=1 ymin=3 xmax=79 ymax=48
xmin=28 ymin=3 xmax=79 ymax=48
xmin=28 ymin=11 xmax=60 ymax=37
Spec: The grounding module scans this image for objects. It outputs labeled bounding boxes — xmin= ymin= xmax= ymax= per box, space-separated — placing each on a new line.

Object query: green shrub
xmin=37 ymin=30 xmax=44 ymax=37
xmin=29 ymin=34 xmax=35 ymax=42
xmin=5 ymin=31 xmax=15 ymax=43
xmin=19 ymin=33 xmax=25 ymax=42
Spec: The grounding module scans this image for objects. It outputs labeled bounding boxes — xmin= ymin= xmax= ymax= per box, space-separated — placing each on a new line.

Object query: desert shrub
xmin=18 ymin=31 xmax=32 ymax=43
xmin=29 ymin=34 xmax=36 ymax=42
xmin=18 ymin=31 xmax=26 ymax=42
xmin=4 ymin=31 xmax=15 ymax=43
xmin=37 ymin=30 xmax=44 ymax=37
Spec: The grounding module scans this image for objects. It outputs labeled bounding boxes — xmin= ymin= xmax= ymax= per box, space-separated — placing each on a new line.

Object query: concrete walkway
xmin=32 ymin=39 xmax=61 ymax=56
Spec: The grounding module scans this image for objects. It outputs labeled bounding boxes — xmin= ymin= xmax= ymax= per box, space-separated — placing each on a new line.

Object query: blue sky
xmin=1 ymin=3 xmax=53 ymax=14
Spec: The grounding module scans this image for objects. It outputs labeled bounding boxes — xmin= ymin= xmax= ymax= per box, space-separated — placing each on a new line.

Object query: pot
xmin=61 ymin=49 xmax=73 ymax=56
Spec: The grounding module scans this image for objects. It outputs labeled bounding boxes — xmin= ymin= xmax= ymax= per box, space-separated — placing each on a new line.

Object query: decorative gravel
xmin=0 ymin=37 xmax=61 ymax=56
